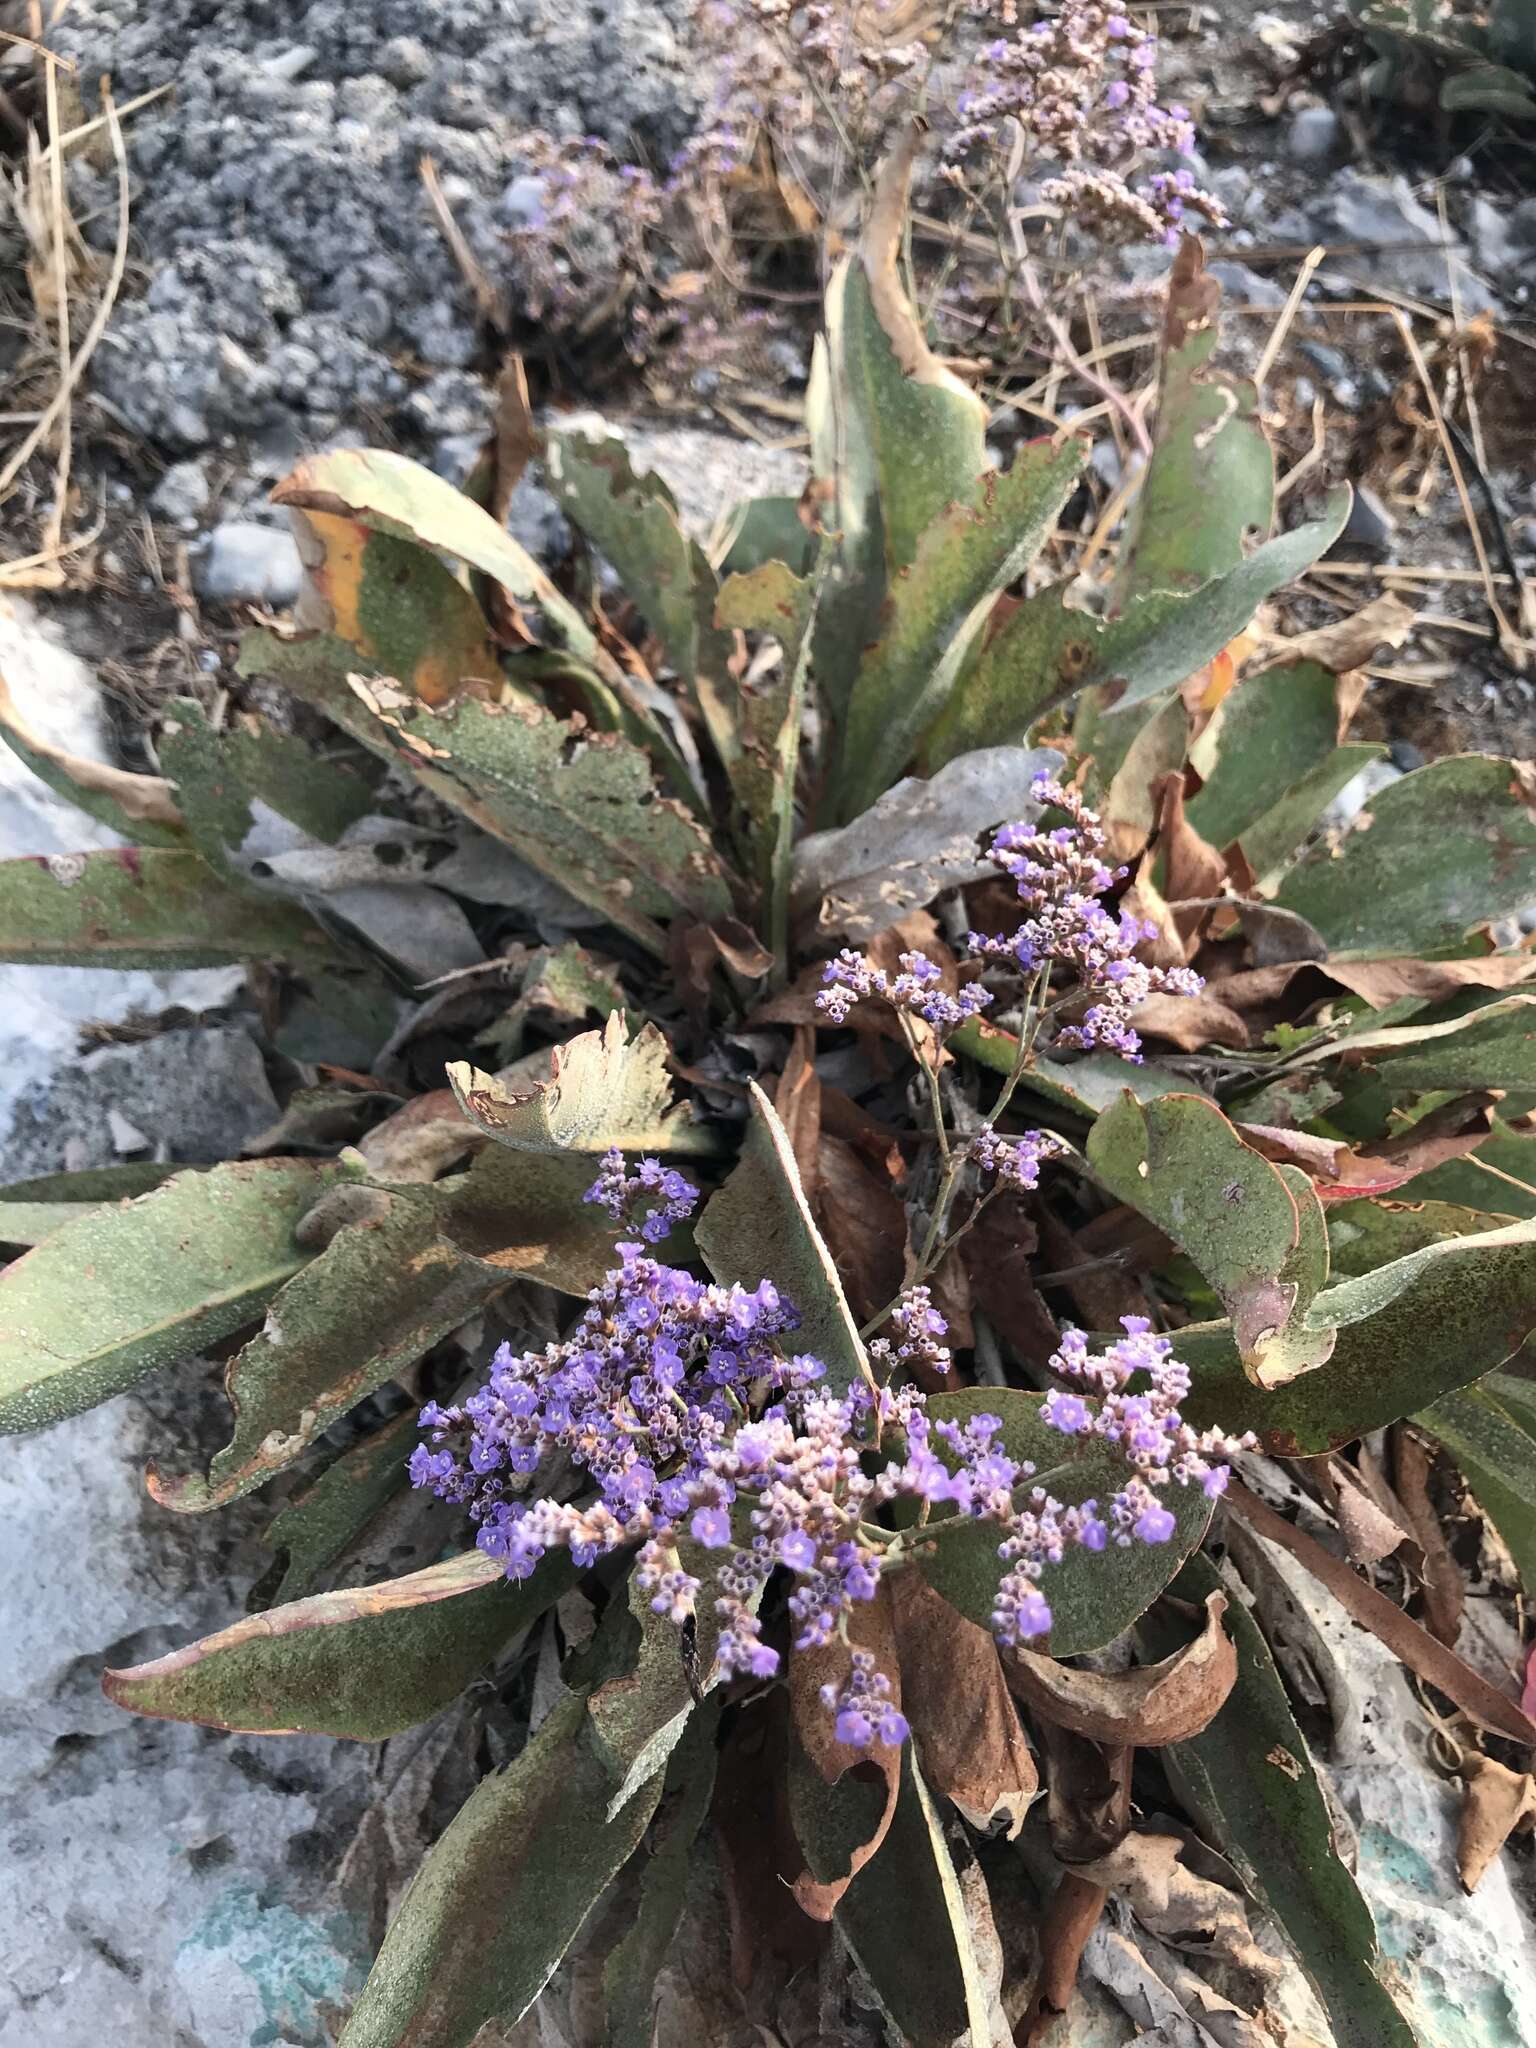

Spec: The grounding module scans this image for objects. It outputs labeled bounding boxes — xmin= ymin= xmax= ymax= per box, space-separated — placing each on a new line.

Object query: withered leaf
xmin=1457 ymin=1753 xmax=1536 ymax=1893
xmin=1006 ymin=1590 xmax=1237 ymax=1747
xmin=888 ymin=1570 xmax=1037 ymax=1837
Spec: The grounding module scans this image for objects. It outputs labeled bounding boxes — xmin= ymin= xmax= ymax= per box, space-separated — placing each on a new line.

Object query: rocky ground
xmin=2 ymin=0 xmax=1535 ymax=2042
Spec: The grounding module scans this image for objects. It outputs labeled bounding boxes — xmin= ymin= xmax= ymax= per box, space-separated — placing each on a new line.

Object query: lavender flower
xmin=945 ymin=0 xmax=1225 ymax=246
xmin=970 ymin=773 xmax=1204 ymax=1061
xmin=583 ymin=1147 xmax=699 ymax=1244
xmin=821 ymin=1648 xmax=910 ymax=1748
xmin=971 ymin=1123 xmax=1066 ymax=1192
xmin=867 ymin=1284 xmax=953 ymax=1380
xmin=817 ymin=948 xmax=992 ymax=1034
xmin=411 ymin=1249 xmax=1248 ymax=1744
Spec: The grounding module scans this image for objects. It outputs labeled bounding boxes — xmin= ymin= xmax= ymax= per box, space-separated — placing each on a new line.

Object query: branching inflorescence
xmin=410 ymin=777 xmax=1233 ymax=1745
xmin=947 ymin=0 xmax=1227 ymax=245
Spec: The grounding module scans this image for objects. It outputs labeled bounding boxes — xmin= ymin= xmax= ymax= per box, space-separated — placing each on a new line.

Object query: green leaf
xmin=1392 ymin=1116 xmax=1536 ymax=1217
xmin=1185 ymin=661 xmax=1346 ymax=850
xmin=601 ymin=1705 xmax=722 ymax=2048
xmin=716 ymin=556 xmax=816 ymax=914
xmin=279 ymin=669 xmax=733 ymax=958
xmin=0 ymin=1203 xmax=98 ymax=1246
xmin=914 ymin=1387 xmax=1212 ymax=1654
xmin=1237 ymin=743 xmax=1387 ymax=880
xmin=0 ymin=1158 xmax=341 ymax=1435
xmin=1326 ymin=1197 xmax=1504 ymax=1278
xmin=586 ymin=1538 xmax=734 ymax=1818
xmin=157 ymin=697 xmax=379 ymax=881
xmin=922 ymin=492 xmax=1351 ymax=768
xmin=543 ymin=428 xmax=741 ymax=773
xmin=0 ymin=846 xmax=340 ymax=970
xmin=1180 ymin=1217 xmax=1536 ymax=1453
xmin=433 ymin=1140 xmax=642 ymax=1295
xmin=696 ymin=1080 xmax=867 ymax=1396
xmin=1440 ymin=62 xmax=1536 ymax=115
xmin=337 ymin=1693 xmax=665 ymax=2048
xmin=448 ymin=1012 xmax=720 ymax=1157
xmin=813 ymin=142 xmax=988 ymax=730
xmin=835 ymin=1753 xmax=996 ymax=2048
xmin=1311 ymin=994 xmax=1536 ymax=1094
xmin=148 ymin=1181 xmax=513 ymax=1512
xmin=274 ymin=444 xmax=601 ymax=667
xmin=717 ymin=493 xmax=814 ymax=578
xmin=835 ymin=437 xmax=1087 ymax=819
xmin=0 ymin=1161 xmax=186 ymax=1203
xmin=264 ymin=1407 xmax=419 ymax=1602
xmin=103 ymin=1547 xmax=574 ymax=1739
xmin=1086 ymin=1091 xmax=1331 ymax=1383
xmin=1139 ymin=1552 xmax=1421 ymax=2048
xmin=0 ymin=671 xmax=186 ymax=847
xmin=1273 ymin=756 xmax=1536 ymax=956
xmin=281 ymin=497 xmax=502 ymax=707
xmin=1116 ymin=239 xmax=1274 ymax=601
xmin=1425 ymin=1372 xmax=1536 ymax=1595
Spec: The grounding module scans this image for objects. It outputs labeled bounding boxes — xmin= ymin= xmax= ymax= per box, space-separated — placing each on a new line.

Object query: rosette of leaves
xmin=3 ymin=132 xmax=1536 ymax=2048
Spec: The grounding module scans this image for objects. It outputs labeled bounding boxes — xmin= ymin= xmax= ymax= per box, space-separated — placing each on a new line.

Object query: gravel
xmin=192 ymin=521 xmax=305 ymax=606
xmin=51 ymin=0 xmax=704 ymax=451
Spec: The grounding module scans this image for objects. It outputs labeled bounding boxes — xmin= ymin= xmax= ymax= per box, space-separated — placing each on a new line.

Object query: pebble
xmin=192 ymin=522 xmax=303 ymax=607
xmin=1341 ymin=486 xmax=1398 ymax=556
xmin=150 ymin=459 xmax=211 ymax=524
xmin=1287 ymin=105 xmax=1342 ymax=162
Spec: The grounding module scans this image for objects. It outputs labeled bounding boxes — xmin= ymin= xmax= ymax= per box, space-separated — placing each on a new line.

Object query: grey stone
xmin=151 ymin=458 xmax=212 ymax=525
xmin=1341 ymin=484 xmax=1398 ymax=555
xmin=1207 ymin=260 xmax=1287 ymax=310
xmin=1468 ymin=194 xmax=1527 ymax=278
xmin=51 ymin=0 xmax=706 ymax=452
xmin=1286 ymin=104 xmax=1342 ymax=162
xmin=193 ymin=522 xmax=304 ymax=607
xmin=1274 ymin=170 xmax=1499 ymax=313
xmin=1325 ymin=756 xmax=1404 ymax=830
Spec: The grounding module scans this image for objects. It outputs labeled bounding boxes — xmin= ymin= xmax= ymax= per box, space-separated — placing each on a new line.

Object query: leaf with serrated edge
xmin=1138 ymin=1552 xmax=1420 ymax=2048
xmin=0 ymin=1158 xmax=342 ymax=1435
xmin=695 ymin=1080 xmax=867 ymax=1395
xmin=336 ymin=1692 xmax=664 ymax=2047
xmin=914 ymin=1388 xmax=1212 ymax=1655
xmin=103 ymin=1547 xmax=574 ymax=1739
xmin=1180 ymin=1217 xmax=1536 ymax=1453
xmin=448 ymin=1011 xmax=720 ymax=1157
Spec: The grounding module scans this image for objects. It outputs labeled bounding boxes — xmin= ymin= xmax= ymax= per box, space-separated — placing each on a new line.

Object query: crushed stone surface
xmin=52 ymin=0 xmax=703 ymax=449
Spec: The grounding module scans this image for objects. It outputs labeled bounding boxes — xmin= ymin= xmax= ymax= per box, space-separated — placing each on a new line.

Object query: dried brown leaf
xmin=1005 ymin=1591 xmax=1236 ymax=1747
xmin=1238 ymin=1093 xmax=1500 ymax=1204
xmin=888 ymin=1570 xmax=1038 ymax=1836
xmin=1133 ymin=988 xmax=1251 ymax=1051
xmin=1393 ymin=1427 xmax=1466 ymax=1651
xmin=1017 ymin=1870 xmax=1107 ymax=2047
xmin=1457 ymin=1753 xmax=1536 ymax=1893
xmin=787 ymin=1590 xmax=903 ymax=1921
xmin=356 ymin=1087 xmax=483 ymax=1184
xmin=1071 ymin=1831 xmax=1282 ymax=1996
xmin=774 ymin=1026 xmax=821 ymax=1204
xmin=1036 ymin=1719 xmax=1134 ymax=1864
xmin=814 ymin=1132 xmax=905 ymax=1328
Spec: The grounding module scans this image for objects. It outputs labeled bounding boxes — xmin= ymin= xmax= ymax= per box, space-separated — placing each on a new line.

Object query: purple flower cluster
xmin=969 ymin=773 xmax=1204 ymax=1061
xmin=822 ymin=1649 xmax=910 ymax=1749
xmin=411 ymin=1190 xmax=1247 ymax=1745
xmin=583 ymin=1146 xmax=699 ymax=1245
xmin=867 ymin=1284 xmax=953 ymax=1381
xmin=946 ymin=0 xmax=1226 ymax=246
xmin=971 ymin=1123 xmax=1066 ymax=1192
xmin=817 ymin=947 xmax=993 ymax=1032
xmin=1040 ymin=1316 xmax=1256 ymax=1509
